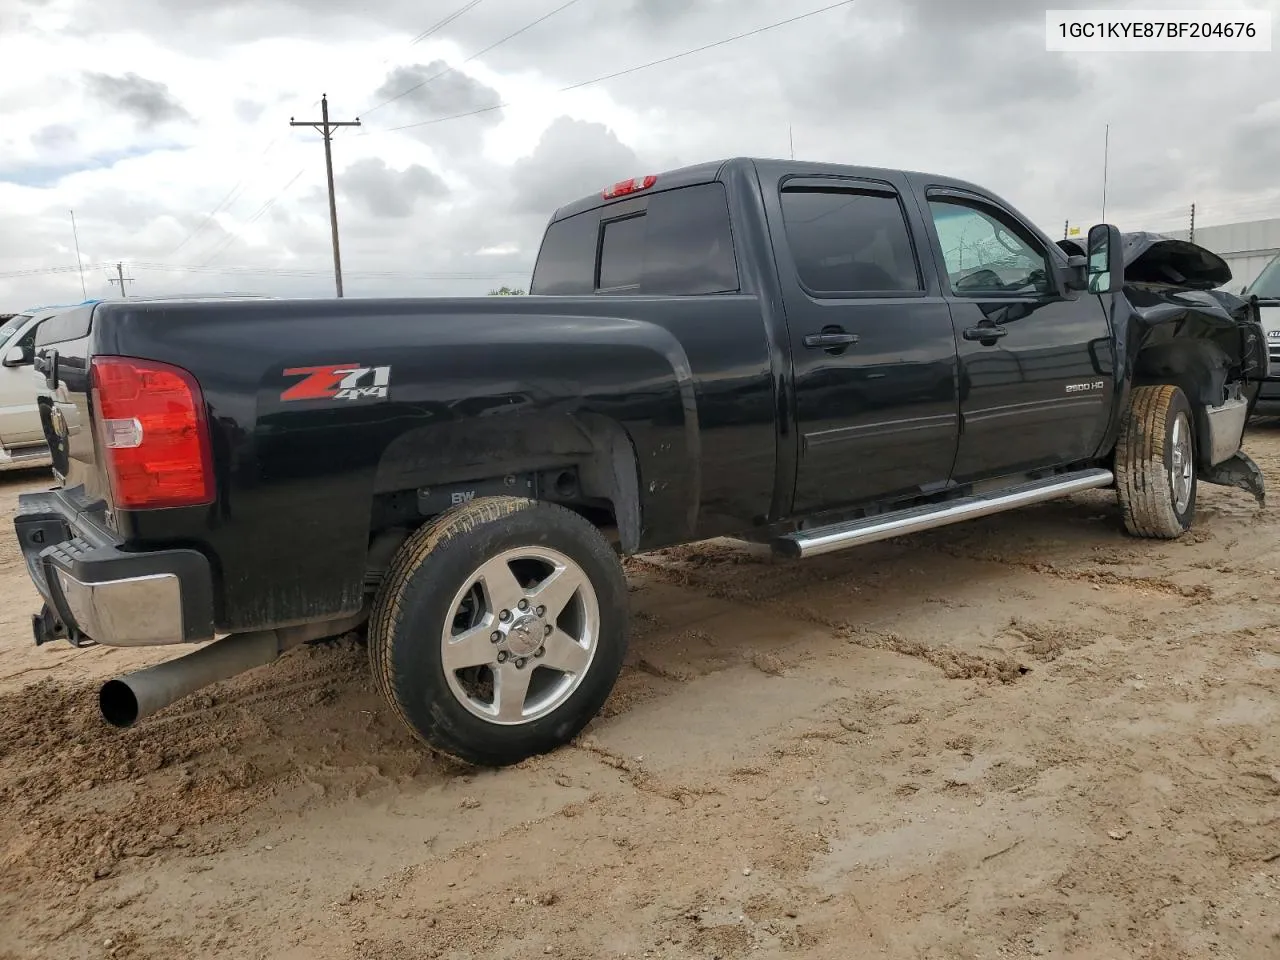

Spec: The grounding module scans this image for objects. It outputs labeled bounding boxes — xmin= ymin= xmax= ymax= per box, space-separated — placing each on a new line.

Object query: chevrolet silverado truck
xmin=1238 ymin=252 xmax=1280 ymax=415
xmin=14 ymin=157 xmax=1269 ymax=766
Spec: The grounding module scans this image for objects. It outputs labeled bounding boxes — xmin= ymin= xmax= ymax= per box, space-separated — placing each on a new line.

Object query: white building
xmin=1162 ymin=216 xmax=1280 ymax=292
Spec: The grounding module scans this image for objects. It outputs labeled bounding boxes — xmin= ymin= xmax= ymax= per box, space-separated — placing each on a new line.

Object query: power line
xmin=1064 ymin=192 xmax=1280 ymax=233
xmin=409 ymin=0 xmax=486 ymax=47
xmin=0 ymin=263 xmax=99 ymax=280
xmin=195 ymin=168 xmax=308 ymax=267
xmin=98 ymin=6 xmax=489 ymax=264
xmin=164 ymin=97 xmax=322 ymax=261
xmin=361 ymin=0 xmax=585 ymax=118
xmin=164 ymin=136 xmax=287 ymax=259
xmin=377 ymin=0 xmax=857 ymax=134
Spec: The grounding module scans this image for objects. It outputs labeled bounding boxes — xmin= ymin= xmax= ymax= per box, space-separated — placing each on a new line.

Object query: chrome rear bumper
xmin=14 ymin=491 xmax=214 ymax=647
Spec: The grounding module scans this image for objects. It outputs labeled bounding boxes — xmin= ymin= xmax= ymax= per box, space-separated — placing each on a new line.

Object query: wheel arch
xmin=369 ymin=410 xmax=644 ymax=553
xmin=1131 ymin=337 xmax=1232 ymax=471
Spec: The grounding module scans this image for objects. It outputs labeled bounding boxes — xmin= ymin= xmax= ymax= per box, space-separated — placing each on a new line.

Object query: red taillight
xmin=91 ymin=356 xmax=214 ymax=510
xmin=602 ymin=175 xmax=657 ymax=199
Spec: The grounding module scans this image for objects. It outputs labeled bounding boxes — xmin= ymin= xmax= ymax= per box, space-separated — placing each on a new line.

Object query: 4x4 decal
xmin=281 ymin=364 xmax=391 ymax=402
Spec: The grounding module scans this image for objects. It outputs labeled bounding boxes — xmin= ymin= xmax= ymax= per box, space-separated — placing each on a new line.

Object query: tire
xmin=1115 ymin=384 xmax=1197 ymax=539
xmin=368 ymin=496 xmax=629 ymax=767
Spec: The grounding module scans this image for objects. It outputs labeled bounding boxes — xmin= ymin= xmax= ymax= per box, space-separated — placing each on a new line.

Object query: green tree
xmin=488 ymin=285 xmax=526 ymax=296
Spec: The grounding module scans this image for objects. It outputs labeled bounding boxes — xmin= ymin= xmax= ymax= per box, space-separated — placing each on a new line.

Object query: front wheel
xmin=368 ymin=496 xmax=629 ymax=767
xmin=1115 ymin=383 xmax=1197 ymax=539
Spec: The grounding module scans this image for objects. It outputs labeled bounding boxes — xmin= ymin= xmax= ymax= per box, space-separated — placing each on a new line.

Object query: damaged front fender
xmin=1091 ymin=232 xmax=1270 ymax=474
xmin=1202 ymin=449 xmax=1267 ymax=508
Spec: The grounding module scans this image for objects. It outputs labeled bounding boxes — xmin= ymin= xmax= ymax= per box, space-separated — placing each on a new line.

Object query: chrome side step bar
xmin=773 ymin=468 xmax=1115 ymax=559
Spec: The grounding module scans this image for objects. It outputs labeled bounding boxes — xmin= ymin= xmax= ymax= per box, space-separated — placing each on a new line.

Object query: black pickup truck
xmin=15 ymin=157 xmax=1269 ymax=766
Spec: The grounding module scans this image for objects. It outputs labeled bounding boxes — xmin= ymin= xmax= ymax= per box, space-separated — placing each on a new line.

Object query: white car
xmin=1240 ymin=254 xmax=1280 ymax=416
xmin=0 ymin=301 xmax=96 ymax=471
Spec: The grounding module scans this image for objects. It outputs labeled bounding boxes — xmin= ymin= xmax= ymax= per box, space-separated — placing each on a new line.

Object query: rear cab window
xmin=531 ymin=181 xmax=740 ymax=297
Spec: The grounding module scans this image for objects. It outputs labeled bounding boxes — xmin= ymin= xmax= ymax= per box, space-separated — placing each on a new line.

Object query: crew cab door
xmin=767 ymin=174 xmax=959 ymax=514
xmin=918 ymin=188 xmax=1112 ymax=484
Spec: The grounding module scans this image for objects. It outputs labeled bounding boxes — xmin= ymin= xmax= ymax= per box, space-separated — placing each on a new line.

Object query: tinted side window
xmin=35 ymin=304 xmax=95 ymax=346
xmin=781 ymin=187 xmax=922 ymax=295
xmin=599 ymin=184 xmax=741 ymax=296
xmin=598 ymin=214 xmax=647 ymax=292
xmin=639 ymin=183 xmax=739 ymax=295
xmin=927 ymin=198 xmax=1052 ymax=296
xmin=529 ymin=211 xmax=597 ymax=295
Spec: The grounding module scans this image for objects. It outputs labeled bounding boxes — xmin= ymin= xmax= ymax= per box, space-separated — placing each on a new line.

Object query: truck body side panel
xmin=84 ymin=295 xmax=776 ymax=632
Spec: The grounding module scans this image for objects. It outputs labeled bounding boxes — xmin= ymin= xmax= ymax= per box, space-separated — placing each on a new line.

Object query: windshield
xmin=0 ymin=314 xmax=31 ymax=348
xmin=1246 ymin=255 xmax=1280 ymax=300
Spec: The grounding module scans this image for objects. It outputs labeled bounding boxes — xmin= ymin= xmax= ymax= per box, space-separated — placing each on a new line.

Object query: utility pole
xmin=107 ymin=261 xmax=133 ymax=297
xmin=69 ymin=209 xmax=87 ymax=296
xmin=291 ymin=94 xmax=361 ymax=298
xmin=1064 ymin=219 xmax=1069 ymax=241
xmin=1189 ymin=203 xmax=1196 ymax=244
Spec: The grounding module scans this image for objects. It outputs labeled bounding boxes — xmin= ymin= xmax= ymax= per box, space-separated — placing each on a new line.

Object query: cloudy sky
xmin=1 ymin=0 xmax=1278 ymax=310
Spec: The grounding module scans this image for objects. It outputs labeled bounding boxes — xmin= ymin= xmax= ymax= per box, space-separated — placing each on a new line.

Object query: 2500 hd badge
xmin=1065 ymin=380 xmax=1105 ymax=393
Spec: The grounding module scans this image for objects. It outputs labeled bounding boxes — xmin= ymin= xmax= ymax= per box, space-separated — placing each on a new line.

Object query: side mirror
xmin=1086 ymin=223 xmax=1124 ymax=295
xmin=1064 ymin=254 xmax=1088 ymax=290
xmin=2 ymin=345 xmax=29 ymax=368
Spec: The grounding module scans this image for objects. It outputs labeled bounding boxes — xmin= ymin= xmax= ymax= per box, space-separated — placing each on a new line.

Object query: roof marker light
xmin=602 ymin=175 xmax=657 ymax=200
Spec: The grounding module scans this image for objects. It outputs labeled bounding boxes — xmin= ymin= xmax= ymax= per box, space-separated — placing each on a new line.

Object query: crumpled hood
xmin=1119 ymin=231 xmax=1233 ymax=290
xmin=1058 ymin=232 xmax=1265 ymax=377
xmin=1057 ymin=232 xmax=1233 ymax=290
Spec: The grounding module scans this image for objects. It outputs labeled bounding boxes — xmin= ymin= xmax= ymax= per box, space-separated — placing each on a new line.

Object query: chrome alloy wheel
xmin=1170 ymin=411 xmax=1193 ymax=514
xmin=441 ymin=546 xmax=599 ymax=725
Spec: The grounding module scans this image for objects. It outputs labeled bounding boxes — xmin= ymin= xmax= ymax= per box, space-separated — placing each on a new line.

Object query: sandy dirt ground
xmin=2 ymin=427 xmax=1280 ymax=960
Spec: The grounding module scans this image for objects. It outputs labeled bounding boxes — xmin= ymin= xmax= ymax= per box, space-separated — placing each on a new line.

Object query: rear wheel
xmin=1115 ymin=383 xmax=1197 ymax=539
xmin=368 ymin=496 xmax=628 ymax=767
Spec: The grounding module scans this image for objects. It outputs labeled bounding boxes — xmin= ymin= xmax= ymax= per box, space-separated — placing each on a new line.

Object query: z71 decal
xmin=281 ymin=364 xmax=391 ymax=402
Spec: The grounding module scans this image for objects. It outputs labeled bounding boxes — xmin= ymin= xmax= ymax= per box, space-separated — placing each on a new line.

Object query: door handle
xmin=804 ymin=331 xmax=861 ymax=349
xmin=962 ymin=324 xmax=1007 ymax=342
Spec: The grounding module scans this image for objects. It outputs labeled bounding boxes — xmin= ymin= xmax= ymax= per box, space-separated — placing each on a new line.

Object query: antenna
xmin=69 ymin=209 xmax=86 ymax=298
xmin=1101 ymin=123 xmax=1110 ymax=221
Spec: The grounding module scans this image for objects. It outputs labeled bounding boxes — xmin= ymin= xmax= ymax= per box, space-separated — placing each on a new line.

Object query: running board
xmin=773 ymin=468 xmax=1115 ymax=559
xmin=0 ymin=444 xmax=52 ymax=473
